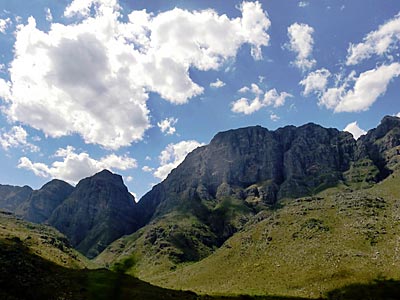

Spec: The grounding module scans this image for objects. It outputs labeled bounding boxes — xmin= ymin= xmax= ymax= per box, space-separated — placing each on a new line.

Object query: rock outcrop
xmin=139 ymin=123 xmax=358 ymax=222
xmin=17 ymin=179 xmax=74 ymax=223
xmin=133 ymin=117 xmax=400 ymax=264
xmin=47 ymin=170 xmax=140 ymax=258
xmin=0 ymin=184 xmax=32 ymax=212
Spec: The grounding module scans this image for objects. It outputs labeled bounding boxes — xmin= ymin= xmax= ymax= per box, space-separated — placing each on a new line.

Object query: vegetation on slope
xmin=0 ymin=236 xmax=314 ymax=300
xmin=0 ymin=211 xmax=92 ymax=269
xmin=99 ymin=170 xmax=400 ymax=299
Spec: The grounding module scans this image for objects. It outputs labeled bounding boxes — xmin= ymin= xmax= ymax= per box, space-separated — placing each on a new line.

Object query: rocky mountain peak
xmin=47 ymin=169 xmax=138 ymax=258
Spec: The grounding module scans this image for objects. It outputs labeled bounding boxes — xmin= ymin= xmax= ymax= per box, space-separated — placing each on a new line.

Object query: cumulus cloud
xmin=327 ymin=63 xmax=400 ymax=112
xmin=298 ymin=2 xmax=309 ymax=8
xmin=18 ymin=146 xmax=137 ymax=184
xmin=346 ymin=12 xmax=400 ymax=65
xmin=397 ymin=112 xmax=400 ymax=118
xmin=287 ymin=23 xmax=316 ymax=71
xmin=0 ymin=126 xmax=39 ymax=152
xmin=0 ymin=78 xmax=11 ymax=100
xmin=0 ymin=18 xmax=11 ymax=34
xmin=343 ymin=121 xmax=366 ymax=140
xmin=154 ymin=140 xmax=204 ymax=180
xmin=157 ymin=117 xmax=178 ymax=135
xmin=299 ymin=68 xmax=331 ymax=96
xmin=1 ymin=1 xmax=271 ymax=149
xmin=142 ymin=165 xmax=154 ymax=172
xmin=64 ymin=0 xmax=120 ymax=18
xmin=270 ymin=113 xmax=280 ymax=121
xmin=45 ymin=8 xmax=53 ymax=22
xmin=231 ymin=83 xmax=292 ymax=114
xmin=210 ymin=78 xmax=226 ymax=88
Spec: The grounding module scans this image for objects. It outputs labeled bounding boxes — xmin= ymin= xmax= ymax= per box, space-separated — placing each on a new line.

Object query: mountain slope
xmin=17 ymin=179 xmax=74 ymax=223
xmin=0 ymin=184 xmax=32 ymax=212
xmin=48 ymin=170 xmax=140 ymax=258
xmin=0 ymin=210 xmax=92 ymax=269
xmin=112 ymin=171 xmax=400 ymax=298
xmin=98 ymin=122 xmax=360 ymax=275
xmin=97 ymin=116 xmax=400 ymax=296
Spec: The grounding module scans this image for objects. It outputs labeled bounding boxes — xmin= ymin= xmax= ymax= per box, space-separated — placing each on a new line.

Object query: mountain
xmin=100 ymin=122 xmax=360 ymax=277
xmin=47 ymin=170 xmax=140 ymax=258
xmin=0 ymin=184 xmax=32 ymax=212
xmin=17 ymin=179 xmax=74 ymax=223
xmin=139 ymin=123 xmax=357 ymax=221
xmin=97 ymin=116 xmax=400 ymax=296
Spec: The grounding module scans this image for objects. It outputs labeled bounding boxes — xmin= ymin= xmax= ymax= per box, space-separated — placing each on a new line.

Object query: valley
xmin=1 ymin=116 xmax=400 ymax=299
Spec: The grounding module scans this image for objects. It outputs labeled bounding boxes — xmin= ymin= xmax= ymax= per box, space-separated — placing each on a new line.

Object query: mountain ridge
xmin=1 ymin=116 xmax=399 ymax=265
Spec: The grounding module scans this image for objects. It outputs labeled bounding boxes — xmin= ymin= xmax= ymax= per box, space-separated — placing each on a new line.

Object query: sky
xmin=0 ymin=0 xmax=399 ymax=199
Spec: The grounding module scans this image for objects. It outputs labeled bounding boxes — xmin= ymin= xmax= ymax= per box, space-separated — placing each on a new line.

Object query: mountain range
xmin=1 ymin=115 xmax=400 ymax=298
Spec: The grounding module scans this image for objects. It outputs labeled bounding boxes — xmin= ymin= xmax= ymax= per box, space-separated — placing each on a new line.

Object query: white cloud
xmin=210 ymin=78 xmax=226 ymax=88
xmin=0 ymin=126 xmax=39 ymax=152
xmin=397 ymin=112 xmax=400 ymax=118
xmin=18 ymin=146 xmax=137 ymax=184
xmin=125 ymin=175 xmax=133 ymax=182
xmin=145 ymin=156 xmax=152 ymax=161
xmin=346 ymin=12 xmax=400 ymax=65
xmin=333 ymin=63 xmax=400 ymax=112
xmin=64 ymin=0 xmax=120 ymax=18
xmin=287 ymin=23 xmax=316 ymax=71
xmin=45 ymin=8 xmax=53 ymax=22
xmin=157 ymin=117 xmax=178 ymax=135
xmin=299 ymin=68 xmax=331 ymax=96
xmin=298 ymin=2 xmax=309 ymax=8
xmin=142 ymin=165 xmax=154 ymax=172
xmin=343 ymin=121 xmax=366 ymax=140
xmin=0 ymin=78 xmax=11 ymax=100
xmin=270 ymin=113 xmax=280 ymax=121
xmin=231 ymin=83 xmax=292 ymax=115
xmin=154 ymin=140 xmax=204 ymax=180
xmin=2 ymin=1 xmax=271 ymax=149
xmin=0 ymin=18 xmax=11 ymax=34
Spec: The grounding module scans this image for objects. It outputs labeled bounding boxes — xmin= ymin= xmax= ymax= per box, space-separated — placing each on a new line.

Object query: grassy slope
xmin=0 ymin=211 xmax=93 ymax=269
xmin=0 ymin=237 xmax=311 ymax=300
xmin=96 ymin=196 xmax=254 ymax=280
xmin=154 ymin=173 xmax=400 ymax=298
xmin=101 ymin=171 xmax=400 ymax=299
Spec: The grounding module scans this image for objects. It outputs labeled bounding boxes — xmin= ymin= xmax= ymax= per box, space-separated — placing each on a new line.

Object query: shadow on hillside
xmin=1 ymin=237 xmax=399 ymax=300
xmin=326 ymin=279 xmax=400 ymax=300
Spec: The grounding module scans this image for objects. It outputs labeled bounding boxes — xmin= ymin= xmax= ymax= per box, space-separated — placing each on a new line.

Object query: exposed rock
xmin=0 ymin=184 xmax=32 ymax=212
xmin=17 ymin=180 xmax=74 ymax=223
xmin=47 ymin=170 xmax=140 ymax=258
xmin=133 ymin=116 xmax=400 ymax=264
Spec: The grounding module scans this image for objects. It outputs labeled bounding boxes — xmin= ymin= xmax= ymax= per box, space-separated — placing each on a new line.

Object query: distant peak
xmin=94 ymin=169 xmax=115 ymax=177
xmin=381 ymin=115 xmax=400 ymax=124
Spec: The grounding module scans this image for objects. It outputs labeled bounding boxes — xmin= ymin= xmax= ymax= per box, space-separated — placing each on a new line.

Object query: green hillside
xmin=98 ymin=171 xmax=400 ymax=298
xmin=0 ymin=233 xmax=312 ymax=300
xmin=0 ymin=211 xmax=93 ymax=269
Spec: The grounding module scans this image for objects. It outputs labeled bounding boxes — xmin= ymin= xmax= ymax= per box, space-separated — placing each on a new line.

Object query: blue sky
xmin=0 ymin=0 xmax=399 ymax=199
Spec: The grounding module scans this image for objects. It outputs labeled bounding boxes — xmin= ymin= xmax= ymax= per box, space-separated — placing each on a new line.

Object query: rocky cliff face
xmin=139 ymin=123 xmax=357 ymax=221
xmin=133 ymin=117 xmax=399 ymax=266
xmin=47 ymin=170 xmax=139 ymax=258
xmin=0 ymin=185 xmax=33 ymax=212
xmin=17 ymin=180 xmax=74 ymax=223
xmin=357 ymin=115 xmax=400 ymax=175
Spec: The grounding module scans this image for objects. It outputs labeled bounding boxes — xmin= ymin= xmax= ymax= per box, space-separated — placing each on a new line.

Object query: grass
xmin=0 ymin=236 xmax=313 ymax=300
xmin=0 ymin=211 xmax=93 ymax=269
xmin=101 ymin=171 xmax=400 ymax=298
